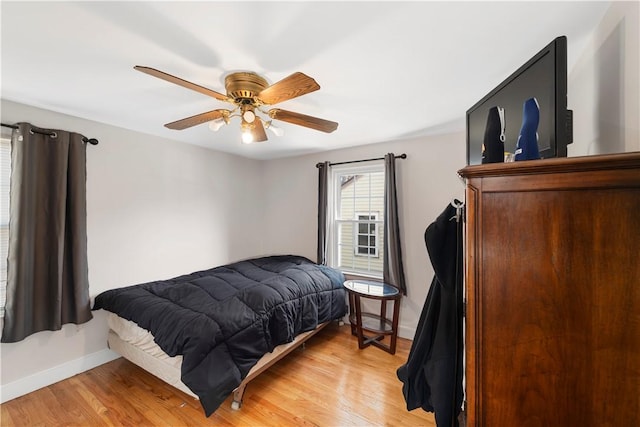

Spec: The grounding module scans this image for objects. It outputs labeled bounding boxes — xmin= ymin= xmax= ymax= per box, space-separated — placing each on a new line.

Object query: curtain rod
xmin=1 ymin=123 xmax=99 ymax=145
xmin=316 ymin=153 xmax=406 ymax=168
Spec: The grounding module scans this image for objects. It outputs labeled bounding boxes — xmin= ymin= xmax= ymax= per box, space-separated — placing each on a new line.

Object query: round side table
xmin=343 ymin=279 xmax=401 ymax=354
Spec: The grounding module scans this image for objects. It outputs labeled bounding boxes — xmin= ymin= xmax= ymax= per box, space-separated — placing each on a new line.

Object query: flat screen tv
xmin=466 ymin=36 xmax=572 ymax=165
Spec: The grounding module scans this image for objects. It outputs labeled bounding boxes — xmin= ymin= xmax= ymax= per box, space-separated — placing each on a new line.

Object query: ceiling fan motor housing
xmin=225 ymin=72 xmax=268 ymax=102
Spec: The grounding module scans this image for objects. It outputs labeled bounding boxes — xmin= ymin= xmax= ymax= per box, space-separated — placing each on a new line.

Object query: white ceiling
xmin=1 ymin=1 xmax=610 ymax=160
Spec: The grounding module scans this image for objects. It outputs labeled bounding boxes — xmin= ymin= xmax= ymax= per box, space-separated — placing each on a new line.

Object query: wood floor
xmin=1 ymin=323 xmax=435 ymax=426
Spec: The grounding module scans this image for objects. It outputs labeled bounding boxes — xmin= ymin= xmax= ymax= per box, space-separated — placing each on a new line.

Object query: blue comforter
xmin=93 ymin=255 xmax=347 ymax=416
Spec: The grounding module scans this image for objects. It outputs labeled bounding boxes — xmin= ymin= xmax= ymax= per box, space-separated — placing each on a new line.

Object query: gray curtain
xmin=383 ymin=153 xmax=407 ymax=295
xmin=1 ymin=123 xmax=92 ymax=343
xmin=317 ymin=161 xmax=330 ymax=265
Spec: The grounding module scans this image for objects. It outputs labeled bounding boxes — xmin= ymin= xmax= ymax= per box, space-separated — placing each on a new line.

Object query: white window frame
xmin=327 ymin=161 xmax=384 ymax=279
xmin=0 ymin=131 xmax=11 ymax=319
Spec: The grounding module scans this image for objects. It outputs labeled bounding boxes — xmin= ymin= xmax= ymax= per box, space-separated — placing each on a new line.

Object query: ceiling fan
xmin=134 ymin=66 xmax=338 ymax=144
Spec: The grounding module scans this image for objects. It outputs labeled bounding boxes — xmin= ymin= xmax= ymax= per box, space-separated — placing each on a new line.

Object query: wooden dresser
xmin=458 ymin=152 xmax=640 ymax=426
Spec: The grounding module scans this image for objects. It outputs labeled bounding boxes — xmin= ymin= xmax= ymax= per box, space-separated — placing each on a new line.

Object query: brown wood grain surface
xmin=460 ymin=152 xmax=640 ymax=426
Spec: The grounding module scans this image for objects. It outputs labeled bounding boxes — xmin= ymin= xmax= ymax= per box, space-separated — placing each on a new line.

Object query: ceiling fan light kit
xmin=241 ymin=124 xmax=254 ymax=144
xmin=265 ymin=121 xmax=284 ymax=137
xmin=134 ymin=66 xmax=338 ymax=145
xmin=208 ymin=117 xmax=227 ymax=132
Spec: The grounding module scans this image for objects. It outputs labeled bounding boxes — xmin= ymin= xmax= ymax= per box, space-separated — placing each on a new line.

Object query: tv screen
xmin=466 ymin=36 xmax=572 ymax=165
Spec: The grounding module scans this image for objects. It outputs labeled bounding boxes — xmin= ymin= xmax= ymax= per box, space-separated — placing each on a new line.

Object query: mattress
xmin=107 ymin=313 xmax=196 ymax=397
xmin=107 ymin=312 xmax=333 ymax=406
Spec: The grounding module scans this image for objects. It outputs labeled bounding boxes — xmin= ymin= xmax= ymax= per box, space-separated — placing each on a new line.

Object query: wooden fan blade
xmin=135 ymin=66 xmax=231 ymax=102
xmin=165 ymin=109 xmax=229 ymax=130
xmin=269 ymin=109 xmax=338 ymax=133
xmin=259 ymin=72 xmax=320 ymax=105
xmin=252 ymin=119 xmax=268 ymax=142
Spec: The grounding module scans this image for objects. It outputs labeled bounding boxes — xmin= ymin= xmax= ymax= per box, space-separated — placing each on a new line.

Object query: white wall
xmin=0 ymin=99 xmax=265 ymax=401
xmin=261 ymin=133 xmax=466 ymax=339
xmin=569 ymin=0 xmax=640 ymax=155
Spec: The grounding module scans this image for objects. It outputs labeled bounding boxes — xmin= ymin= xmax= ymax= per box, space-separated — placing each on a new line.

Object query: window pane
xmin=338 ymin=174 xmax=363 ymax=220
xmin=338 ymin=222 xmax=354 ymax=271
xmin=332 ymin=166 xmax=384 ymax=277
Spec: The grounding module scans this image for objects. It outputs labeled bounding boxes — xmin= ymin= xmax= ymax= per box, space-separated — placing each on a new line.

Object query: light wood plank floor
xmin=1 ymin=323 xmax=435 ymax=426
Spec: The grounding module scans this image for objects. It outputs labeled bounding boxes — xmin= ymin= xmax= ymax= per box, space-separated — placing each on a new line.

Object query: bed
xmin=93 ymin=255 xmax=347 ymax=416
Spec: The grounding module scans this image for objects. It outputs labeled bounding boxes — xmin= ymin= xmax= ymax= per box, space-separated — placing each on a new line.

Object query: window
xmin=1 ymin=132 xmax=11 ymax=318
xmin=355 ymin=213 xmax=378 ymax=257
xmin=329 ymin=163 xmax=385 ymax=278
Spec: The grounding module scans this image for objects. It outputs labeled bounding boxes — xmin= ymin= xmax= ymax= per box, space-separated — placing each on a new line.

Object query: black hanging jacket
xmin=397 ymin=201 xmax=464 ymax=426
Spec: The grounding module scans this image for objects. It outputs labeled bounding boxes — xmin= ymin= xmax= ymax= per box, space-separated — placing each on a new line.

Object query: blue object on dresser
xmin=515 ymin=97 xmax=541 ymax=161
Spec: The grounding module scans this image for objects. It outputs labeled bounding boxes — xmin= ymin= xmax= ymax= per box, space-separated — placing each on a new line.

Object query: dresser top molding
xmin=458 ymin=152 xmax=640 ymax=179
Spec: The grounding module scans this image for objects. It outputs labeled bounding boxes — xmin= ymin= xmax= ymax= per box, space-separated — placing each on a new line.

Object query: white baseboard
xmin=0 ymin=348 xmax=120 ymax=404
xmin=398 ymin=324 xmax=416 ymax=341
